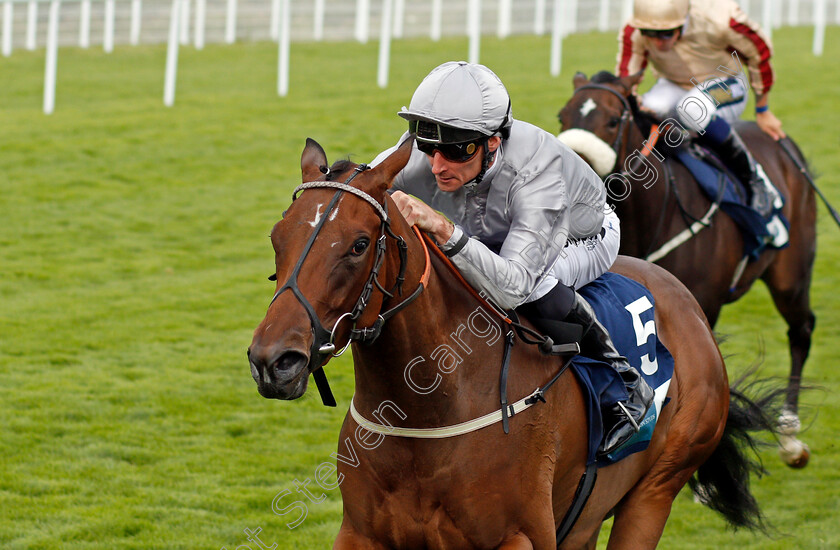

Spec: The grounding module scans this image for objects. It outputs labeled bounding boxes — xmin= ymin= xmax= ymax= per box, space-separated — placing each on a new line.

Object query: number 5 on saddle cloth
xmin=522 ymin=272 xmax=675 ymax=466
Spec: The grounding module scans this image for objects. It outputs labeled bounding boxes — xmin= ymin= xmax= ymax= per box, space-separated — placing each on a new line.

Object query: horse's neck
xmin=351 ymin=249 xmax=506 ymax=427
xmin=613 ymin=123 xmax=672 ymax=258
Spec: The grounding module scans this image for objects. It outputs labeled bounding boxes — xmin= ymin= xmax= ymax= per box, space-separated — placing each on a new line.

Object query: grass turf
xmin=1 ymin=26 xmax=839 ymax=549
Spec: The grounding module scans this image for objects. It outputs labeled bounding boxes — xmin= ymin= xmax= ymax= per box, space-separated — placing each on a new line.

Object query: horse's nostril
xmin=249 ymin=345 xmax=309 ymax=386
xmin=272 ymin=351 xmax=308 ymax=377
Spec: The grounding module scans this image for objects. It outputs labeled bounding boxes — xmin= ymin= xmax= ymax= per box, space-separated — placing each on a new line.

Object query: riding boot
xmin=704 ymin=127 xmax=778 ymax=218
xmin=564 ymin=292 xmax=655 ymax=457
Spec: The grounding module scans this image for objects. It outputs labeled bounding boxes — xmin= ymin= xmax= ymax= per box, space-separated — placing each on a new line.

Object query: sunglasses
xmin=416 ymin=140 xmax=482 ymax=163
xmin=640 ymin=27 xmax=681 ymax=39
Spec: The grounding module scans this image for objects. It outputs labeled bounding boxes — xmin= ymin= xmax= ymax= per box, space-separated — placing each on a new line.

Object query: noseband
xmin=268 ymin=165 xmax=427 ymax=406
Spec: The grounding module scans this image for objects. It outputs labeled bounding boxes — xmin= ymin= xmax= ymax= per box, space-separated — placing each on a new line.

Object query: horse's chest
xmin=368 ymin=489 xmax=490 ymax=549
xmin=345 ymin=454 xmax=532 ymax=548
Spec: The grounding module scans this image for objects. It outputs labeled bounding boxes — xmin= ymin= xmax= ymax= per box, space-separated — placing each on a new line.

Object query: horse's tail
xmin=689 ymin=371 xmax=787 ymax=532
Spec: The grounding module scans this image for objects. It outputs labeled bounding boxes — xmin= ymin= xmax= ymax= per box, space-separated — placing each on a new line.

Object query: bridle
xmin=571 ymin=83 xmax=635 ymax=160
xmin=266 ymin=164 xmax=429 ymax=406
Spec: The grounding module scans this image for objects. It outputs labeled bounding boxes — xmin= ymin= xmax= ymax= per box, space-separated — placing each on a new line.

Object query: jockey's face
xmin=426 ymin=136 xmax=501 ymax=192
xmin=647 ymin=29 xmax=681 ymax=52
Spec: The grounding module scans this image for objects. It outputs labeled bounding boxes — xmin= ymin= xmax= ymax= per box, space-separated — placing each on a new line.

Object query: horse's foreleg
xmin=606 ymin=488 xmax=683 ymax=550
xmin=764 ymin=267 xmax=816 ymax=469
xmin=760 ymin=165 xmax=817 ymax=468
xmin=778 ymin=301 xmax=815 ymax=469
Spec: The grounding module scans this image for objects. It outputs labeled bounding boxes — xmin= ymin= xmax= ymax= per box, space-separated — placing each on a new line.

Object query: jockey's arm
xmin=390 ymin=190 xmax=544 ymax=310
xmin=753 ymin=93 xmax=786 ymax=140
xmin=725 ymin=1 xmax=784 ymax=140
xmin=395 ymin=168 xmax=574 ymax=310
xmin=390 ymin=191 xmax=454 ymax=245
xmin=615 ymin=24 xmax=648 ymax=80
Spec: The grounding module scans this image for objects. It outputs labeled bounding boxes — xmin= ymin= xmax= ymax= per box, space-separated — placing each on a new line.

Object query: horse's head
xmin=556 ymin=71 xmax=644 ymax=177
xmin=247 ymin=138 xmax=414 ymax=400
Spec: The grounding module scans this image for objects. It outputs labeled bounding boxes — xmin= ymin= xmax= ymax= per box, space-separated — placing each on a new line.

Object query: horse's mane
xmin=590 ymin=71 xmax=658 ymax=142
xmin=326 ymin=158 xmax=355 ymax=181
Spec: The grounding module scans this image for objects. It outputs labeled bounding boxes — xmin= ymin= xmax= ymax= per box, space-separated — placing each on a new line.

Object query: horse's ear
xmin=573 ymin=72 xmax=589 ymax=89
xmin=619 ymin=70 xmax=644 ymax=93
xmin=369 ymin=136 xmax=414 ymax=192
xmin=301 ymin=138 xmax=329 ymax=182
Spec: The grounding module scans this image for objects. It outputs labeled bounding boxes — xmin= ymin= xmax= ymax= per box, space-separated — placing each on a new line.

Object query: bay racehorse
xmin=557 ymin=71 xmax=815 ymax=468
xmin=248 ymin=138 xmax=782 ymax=548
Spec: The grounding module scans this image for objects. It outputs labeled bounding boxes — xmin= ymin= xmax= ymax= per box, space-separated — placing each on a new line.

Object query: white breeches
xmin=641 ymin=76 xmax=748 ymax=131
xmin=528 ymin=209 xmax=621 ymax=301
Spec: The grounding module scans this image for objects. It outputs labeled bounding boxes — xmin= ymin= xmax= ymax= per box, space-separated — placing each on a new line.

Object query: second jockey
xmin=617 ymin=0 xmax=784 ymax=217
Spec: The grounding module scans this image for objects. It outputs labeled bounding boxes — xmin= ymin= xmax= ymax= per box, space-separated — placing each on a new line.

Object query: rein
xmin=274 ymin=166 xmax=578 ymax=429
xmin=269 ymin=165 xmax=430 ymax=406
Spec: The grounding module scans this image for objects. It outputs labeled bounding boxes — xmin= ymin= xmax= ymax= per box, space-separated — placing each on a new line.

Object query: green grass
xmin=1 ymin=27 xmax=839 ymax=549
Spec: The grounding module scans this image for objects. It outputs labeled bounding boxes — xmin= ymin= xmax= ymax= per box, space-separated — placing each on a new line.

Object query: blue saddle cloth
xmin=675 ymin=147 xmax=789 ymax=259
xmin=571 ymin=272 xmax=674 ymax=466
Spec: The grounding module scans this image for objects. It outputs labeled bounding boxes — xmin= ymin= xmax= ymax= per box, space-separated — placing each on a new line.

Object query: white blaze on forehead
xmin=308 ymin=203 xmax=324 ymax=228
xmin=328 ymin=196 xmax=344 ymax=221
xmin=580 ymin=98 xmax=597 ymax=117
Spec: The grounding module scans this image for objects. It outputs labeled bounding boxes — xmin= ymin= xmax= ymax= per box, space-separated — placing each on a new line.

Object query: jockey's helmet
xmin=631 ymin=0 xmax=689 ymax=30
xmin=399 ymin=62 xmax=513 ymax=150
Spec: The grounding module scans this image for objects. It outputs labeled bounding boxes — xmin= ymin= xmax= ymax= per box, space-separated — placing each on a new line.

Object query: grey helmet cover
xmin=399 ymin=61 xmax=513 ymax=139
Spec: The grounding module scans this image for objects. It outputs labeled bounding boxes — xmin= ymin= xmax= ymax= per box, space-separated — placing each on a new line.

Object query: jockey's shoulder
xmin=688 ymin=0 xmax=743 ymax=27
xmin=503 ymin=119 xmax=570 ymax=165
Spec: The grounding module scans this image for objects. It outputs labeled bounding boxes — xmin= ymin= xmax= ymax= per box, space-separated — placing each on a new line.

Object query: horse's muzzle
xmin=247 ymin=346 xmax=310 ymax=400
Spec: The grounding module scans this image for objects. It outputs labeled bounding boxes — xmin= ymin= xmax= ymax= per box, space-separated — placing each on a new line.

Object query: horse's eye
xmin=351 ymin=238 xmax=370 ymax=257
xmin=608 ymin=117 xmax=620 ymax=128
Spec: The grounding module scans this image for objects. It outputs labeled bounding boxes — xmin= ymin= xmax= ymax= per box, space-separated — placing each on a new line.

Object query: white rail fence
xmin=2 ymin=0 xmax=836 ymax=113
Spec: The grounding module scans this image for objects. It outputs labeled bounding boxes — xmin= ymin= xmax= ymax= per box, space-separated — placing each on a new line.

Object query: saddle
xmin=676 ymin=141 xmax=789 ymax=257
xmin=517 ymin=273 xmax=675 ymax=466
xmin=572 ymin=273 xmax=674 ymax=465
xmin=643 ymin=123 xmax=790 ymax=258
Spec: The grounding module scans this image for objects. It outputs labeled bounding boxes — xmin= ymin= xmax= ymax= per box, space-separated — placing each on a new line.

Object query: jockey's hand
xmin=391 ymin=191 xmax=454 ymax=246
xmin=756 ymin=110 xmax=786 ymax=140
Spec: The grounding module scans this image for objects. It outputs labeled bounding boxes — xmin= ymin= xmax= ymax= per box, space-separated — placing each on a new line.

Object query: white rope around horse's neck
xmin=349 ymin=389 xmax=543 ymax=439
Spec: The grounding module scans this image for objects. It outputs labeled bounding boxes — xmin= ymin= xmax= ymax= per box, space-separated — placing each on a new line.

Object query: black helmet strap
xmin=471 ymin=137 xmax=497 ymax=185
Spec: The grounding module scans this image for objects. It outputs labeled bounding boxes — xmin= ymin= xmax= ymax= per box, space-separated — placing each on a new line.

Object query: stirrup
xmin=755 ymin=164 xmax=783 ymax=210
xmin=615 ymin=401 xmax=641 ymax=432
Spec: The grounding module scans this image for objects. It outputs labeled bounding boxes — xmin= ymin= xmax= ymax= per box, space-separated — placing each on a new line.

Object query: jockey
xmin=373 ymin=61 xmax=653 ymax=456
xmin=617 ymin=0 xmax=784 ymax=217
